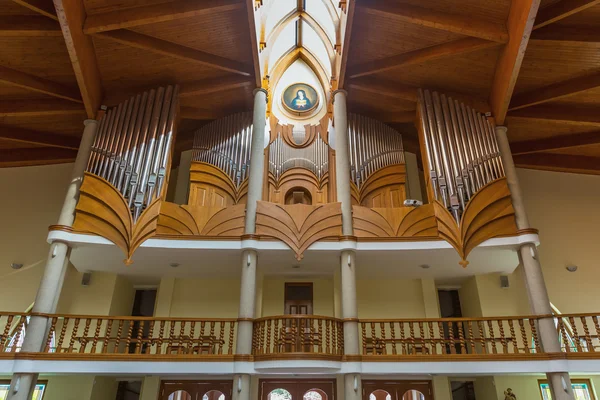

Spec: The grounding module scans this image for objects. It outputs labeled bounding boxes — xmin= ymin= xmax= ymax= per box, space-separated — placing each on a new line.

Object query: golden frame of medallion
xmin=281 ymin=82 xmax=320 ymax=114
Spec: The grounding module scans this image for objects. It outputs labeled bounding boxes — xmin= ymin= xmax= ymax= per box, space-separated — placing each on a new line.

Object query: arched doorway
xmin=363 ymin=381 xmax=432 ymax=400
xmin=160 ymin=381 xmax=232 ymax=400
xmin=260 ymin=380 xmax=335 ymax=400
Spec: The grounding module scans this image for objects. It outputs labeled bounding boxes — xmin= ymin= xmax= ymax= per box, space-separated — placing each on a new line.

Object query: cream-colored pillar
xmin=421 ymin=279 xmax=440 ymax=318
xmin=8 ymin=119 xmax=98 ymax=400
xmin=155 ymin=278 xmax=175 ymax=317
xmin=432 ymin=376 xmax=453 ymax=400
xmin=244 ymin=88 xmax=268 ymax=234
xmin=496 ymin=126 xmax=574 ymax=400
xmin=139 ymin=376 xmax=161 ymax=400
xmin=232 ymin=374 xmax=252 ymax=400
xmin=344 ymin=374 xmax=362 ymax=400
xmin=332 ymin=89 xmax=352 ymax=235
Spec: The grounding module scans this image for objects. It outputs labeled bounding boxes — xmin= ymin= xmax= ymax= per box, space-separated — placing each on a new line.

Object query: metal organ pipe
xmin=418 ymin=89 xmax=505 ymax=223
xmin=85 ymin=85 xmax=180 ymax=222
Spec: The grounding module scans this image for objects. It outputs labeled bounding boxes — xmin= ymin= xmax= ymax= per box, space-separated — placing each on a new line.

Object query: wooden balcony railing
xmin=40 ymin=314 xmax=237 ymax=358
xmin=360 ymin=316 xmax=545 ymax=357
xmin=1 ymin=312 xmax=28 ymax=353
xmin=556 ymin=314 xmax=600 ymax=353
xmin=252 ymin=315 xmax=344 ymax=360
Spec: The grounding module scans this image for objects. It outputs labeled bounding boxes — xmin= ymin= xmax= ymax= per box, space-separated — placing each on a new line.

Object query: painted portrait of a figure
xmin=282 ymin=83 xmax=319 ymax=113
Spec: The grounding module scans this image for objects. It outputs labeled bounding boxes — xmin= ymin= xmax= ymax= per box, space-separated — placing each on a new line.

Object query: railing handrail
xmin=32 ymin=313 xmax=238 ymax=322
xmin=358 ymin=314 xmax=555 ymax=323
xmin=253 ymin=315 xmax=343 ymax=322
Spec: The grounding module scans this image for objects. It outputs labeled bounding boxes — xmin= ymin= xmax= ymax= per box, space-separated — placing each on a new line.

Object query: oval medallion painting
xmin=282 ymin=83 xmax=319 ymax=114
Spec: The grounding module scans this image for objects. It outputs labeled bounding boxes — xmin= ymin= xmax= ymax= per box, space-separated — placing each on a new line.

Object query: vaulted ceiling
xmin=1 ymin=0 xmax=599 ymax=175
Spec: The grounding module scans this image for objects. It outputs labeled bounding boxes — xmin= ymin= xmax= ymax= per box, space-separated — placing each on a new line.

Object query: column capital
xmin=332 ymin=89 xmax=348 ymax=102
xmin=495 ymin=125 xmax=508 ymax=135
xmin=83 ymin=119 xmax=98 ymax=127
xmin=253 ymin=87 xmax=268 ymax=97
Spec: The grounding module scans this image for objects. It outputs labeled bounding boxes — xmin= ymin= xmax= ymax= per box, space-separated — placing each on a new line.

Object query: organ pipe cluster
xmin=191 ymin=112 xmax=254 ymax=187
xmin=418 ymin=89 xmax=504 ymax=221
xmin=348 ymin=113 xmax=405 ymax=188
xmin=268 ymin=133 xmax=329 ymax=181
xmin=87 ymin=85 xmax=179 ymax=221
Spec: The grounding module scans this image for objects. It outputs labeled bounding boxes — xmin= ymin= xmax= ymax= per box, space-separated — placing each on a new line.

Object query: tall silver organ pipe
xmin=348 ymin=113 xmax=405 ymax=188
xmin=268 ymin=133 xmax=329 ymax=181
xmin=418 ymin=89 xmax=504 ymax=222
xmin=87 ymin=85 xmax=180 ymax=221
xmin=191 ymin=112 xmax=254 ymax=187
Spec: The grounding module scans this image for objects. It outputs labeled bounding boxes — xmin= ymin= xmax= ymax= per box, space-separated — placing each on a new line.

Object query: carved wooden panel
xmin=267 ymin=169 xmax=328 ymax=205
xmin=157 ymin=203 xmax=246 ymax=237
xmin=353 ymin=164 xmax=407 ymax=207
xmin=255 ymin=201 xmax=343 ymax=260
xmin=353 ymin=205 xmax=438 ymax=238
xmin=188 ymin=162 xmax=248 ymax=206
xmin=434 ymin=178 xmax=518 ymax=266
xmin=73 ymin=173 xmax=160 ymax=265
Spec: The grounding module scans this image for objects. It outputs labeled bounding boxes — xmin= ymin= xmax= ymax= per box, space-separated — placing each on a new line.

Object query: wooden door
xmin=260 ymin=379 xmax=336 ymax=400
xmin=284 ymin=283 xmax=313 ymax=315
xmin=160 ymin=380 xmax=232 ymax=400
xmin=362 ymin=381 xmax=433 ymax=400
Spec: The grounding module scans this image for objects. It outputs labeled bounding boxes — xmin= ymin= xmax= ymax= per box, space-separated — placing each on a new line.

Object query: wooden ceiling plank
xmin=347 ymin=77 xmax=492 ymax=112
xmin=0 ymin=147 xmax=78 ymax=168
xmin=180 ymin=75 xmax=253 ymax=97
xmin=0 ymin=125 xmax=80 ymax=150
xmin=508 ymin=105 xmax=600 ymax=125
xmin=10 ymin=0 xmax=59 ymax=21
xmin=54 ymin=0 xmax=104 ymax=119
xmin=0 ymin=99 xmax=84 ymax=116
xmin=509 ymin=72 xmax=600 ymax=110
xmin=337 ymin=0 xmax=356 ymax=88
xmin=95 ymin=30 xmax=252 ymax=76
xmin=83 ymin=0 xmax=244 ymax=34
xmin=179 ymin=107 xmax=218 ymax=120
xmin=531 ymin=25 xmax=600 ymax=44
xmin=244 ymin=0 xmax=262 ymax=87
xmin=358 ymin=0 xmax=508 ymax=43
xmin=0 ymin=65 xmax=82 ymax=103
xmin=511 ymin=131 xmax=600 ymax=155
xmin=348 ymin=37 xmax=500 ymax=79
xmin=533 ymin=0 xmax=600 ymax=30
xmin=513 ymin=152 xmax=600 ymax=174
xmin=489 ymin=0 xmax=541 ymax=125
xmin=0 ymin=15 xmax=62 ymax=36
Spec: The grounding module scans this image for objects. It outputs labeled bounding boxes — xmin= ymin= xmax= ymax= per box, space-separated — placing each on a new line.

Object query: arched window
xmin=202 ymin=390 xmax=226 ymax=400
xmin=369 ymin=390 xmax=392 ymax=400
xmin=304 ymin=388 xmax=327 ymax=400
xmin=402 ymin=390 xmax=425 ymax=400
xmin=268 ymin=388 xmax=292 ymax=400
xmin=168 ymin=390 xmax=192 ymax=400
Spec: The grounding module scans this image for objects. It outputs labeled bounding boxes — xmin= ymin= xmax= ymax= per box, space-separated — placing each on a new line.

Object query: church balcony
xmin=2 ymin=312 xmax=599 ymax=363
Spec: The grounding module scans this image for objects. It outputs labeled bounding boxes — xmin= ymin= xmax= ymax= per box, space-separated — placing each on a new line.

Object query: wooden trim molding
xmin=157 ymin=203 xmax=246 ymax=236
xmin=353 ymin=204 xmax=438 ymax=238
xmin=255 ymin=201 xmax=343 ymax=260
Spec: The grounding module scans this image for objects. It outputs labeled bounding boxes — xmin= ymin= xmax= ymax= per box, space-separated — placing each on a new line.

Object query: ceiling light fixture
xmin=419 ymin=264 xmax=431 ymax=269
xmin=566 ymin=265 xmax=578 ymax=272
xmin=169 ymin=263 xmax=180 ymax=268
xmin=11 ymin=263 xmax=23 ymax=270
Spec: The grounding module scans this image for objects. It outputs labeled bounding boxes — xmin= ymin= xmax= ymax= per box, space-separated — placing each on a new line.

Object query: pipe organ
xmin=417 ymin=89 xmax=504 ymax=221
xmin=87 ymin=85 xmax=179 ymax=220
xmin=191 ymin=112 xmax=254 ymax=187
xmin=348 ymin=113 xmax=405 ymax=188
xmin=268 ymin=132 xmax=329 ymax=181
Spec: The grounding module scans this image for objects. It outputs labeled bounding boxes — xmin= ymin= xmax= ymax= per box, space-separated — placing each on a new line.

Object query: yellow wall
xmin=357 ymin=279 xmax=426 ymax=319
xmin=169 ymin=278 xmax=241 ymax=318
xmin=518 ymin=168 xmax=600 ymax=313
xmin=472 ymin=375 xmax=600 ymax=400
xmin=38 ymin=376 xmax=118 ymax=400
xmin=260 ymin=277 xmax=334 ymax=317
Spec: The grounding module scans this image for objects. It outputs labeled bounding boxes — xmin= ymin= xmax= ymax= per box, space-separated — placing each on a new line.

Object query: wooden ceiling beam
xmin=509 ymin=72 xmax=600 ymax=110
xmin=358 ymin=0 xmax=508 ymax=43
xmin=0 ymin=125 xmax=80 ymax=150
xmin=0 ymin=147 xmax=78 ymax=168
xmin=348 ymin=37 xmax=499 ymax=79
xmin=508 ymin=105 xmax=600 ymax=125
xmin=531 ymin=25 xmax=600 ymax=44
xmin=510 ymin=131 xmax=600 ymax=155
xmin=0 ymin=15 xmax=62 ymax=36
xmin=0 ymin=99 xmax=84 ymax=116
xmin=337 ymin=0 xmax=356 ymax=88
xmin=513 ymin=153 xmax=600 ymax=175
xmin=350 ymin=106 xmax=416 ymax=123
xmin=83 ymin=0 xmax=244 ymax=34
xmin=95 ymin=30 xmax=252 ymax=76
xmin=179 ymin=107 xmax=218 ymax=120
xmin=347 ymin=77 xmax=491 ymax=112
xmin=244 ymin=0 xmax=262 ymax=87
xmin=489 ymin=0 xmax=541 ymax=125
xmin=533 ymin=0 xmax=600 ymax=30
xmin=54 ymin=0 xmax=104 ymax=119
xmin=180 ymin=75 xmax=253 ymax=97
xmin=0 ymin=65 xmax=82 ymax=103
xmin=10 ymin=0 xmax=59 ymax=21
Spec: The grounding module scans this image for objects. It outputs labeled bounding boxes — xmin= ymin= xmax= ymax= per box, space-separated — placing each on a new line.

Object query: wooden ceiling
xmin=1 ymin=0 xmax=599 ymax=175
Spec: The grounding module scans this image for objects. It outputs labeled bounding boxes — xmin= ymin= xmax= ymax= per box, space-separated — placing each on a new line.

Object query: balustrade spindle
xmin=147 ymin=321 xmax=155 ymax=354
xmin=477 ymin=321 xmax=487 ymax=354
xmin=400 ymin=322 xmax=407 ymax=355
xmin=507 ymin=320 xmax=516 ymax=354
xmin=391 ymin=322 xmax=397 ymax=355
xmin=418 ymin=322 xmax=425 ymax=355
xmin=448 ymin=321 xmax=456 ymax=354
xmin=409 ymin=322 xmax=416 ymax=355
xmin=381 ymin=322 xmax=388 ymax=355
xmin=428 ymin=322 xmax=436 ymax=355
xmin=530 ymin=319 xmax=541 ymax=353
xmin=135 ymin=320 xmax=144 ymax=354
xmin=177 ymin=321 xmax=185 ymax=355
xmin=80 ymin=318 xmax=91 ymax=353
xmin=115 ymin=320 xmax=124 ymax=352
xmin=218 ymin=321 xmax=224 ymax=355
xmin=125 ymin=319 xmax=135 ymax=353
xmin=69 ymin=318 xmax=80 ymax=353
xmin=91 ymin=318 xmax=102 ymax=353
xmin=580 ymin=317 xmax=593 ymax=352
xmin=11 ymin=317 xmax=24 ymax=353
xmin=518 ymin=319 xmax=529 ymax=353
xmin=457 ymin=321 xmax=466 ymax=354
xmin=558 ymin=318 xmax=570 ymax=352
xmin=1 ymin=315 xmax=14 ymax=352
xmin=318 ymin=319 xmax=323 ymax=354
xmin=467 ymin=321 xmax=476 ymax=354
xmin=328 ymin=320 xmax=333 ymax=355
xmin=45 ymin=317 xmax=58 ymax=352
xmin=157 ymin=320 xmax=165 ymax=355
xmin=228 ymin=321 xmax=235 ymax=355
xmin=487 ymin=320 xmax=497 ymax=354
xmin=266 ymin=319 xmax=272 ymax=354
xmin=569 ymin=317 xmax=583 ymax=352
xmin=57 ymin=317 xmax=68 ymax=353
xmin=498 ymin=320 xmax=507 ymax=354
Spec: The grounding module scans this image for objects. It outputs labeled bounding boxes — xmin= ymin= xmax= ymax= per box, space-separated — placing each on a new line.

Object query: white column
xmin=332 ymin=89 xmax=353 ymax=235
xmin=496 ymin=126 xmax=574 ymax=400
xmin=245 ymin=88 xmax=268 ymax=234
xmin=8 ymin=119 xmax=98 ymax=400
xmin=344 ymin=374 xmax=362 ymax=400
xmin=341 ymin=250 xmax=359 ymax=355
xmin=232 ymin=374 xmax=252 ymax=400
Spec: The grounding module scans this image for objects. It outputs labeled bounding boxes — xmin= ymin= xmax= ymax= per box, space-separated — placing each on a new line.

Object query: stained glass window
xmin=539 ymin=380 xmax=595 ymax=400
xmin=0 ymin=383 xmax=46 ymax=400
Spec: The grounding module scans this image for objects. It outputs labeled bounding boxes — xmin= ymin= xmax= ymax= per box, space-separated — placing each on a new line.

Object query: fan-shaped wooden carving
xmin=255 ymin=201 xmax=343 ymax=260
xmin=434 ymin=178 xmax=517 ymax=267
xmin=353 ymin=204 xmax=438 ymax=238
xmin=157 ymin=203 xmax=246 ymax=236
xmin=73 ymin=173 xmax=161 ymax=265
